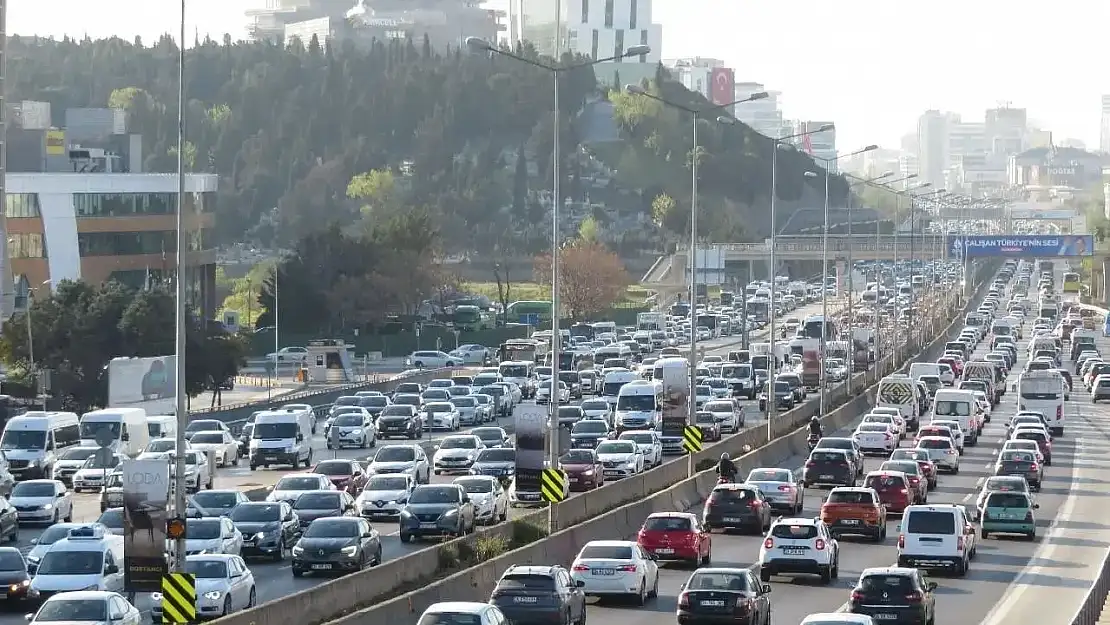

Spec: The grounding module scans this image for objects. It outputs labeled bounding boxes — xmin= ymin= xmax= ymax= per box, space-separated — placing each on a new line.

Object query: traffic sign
xmin=540 ymin=468 xmax=567 ymax=503
xmin=166 ymin=517 xmax=187 ymax=540
xmin=521 ymin=313 xmax=540 ymax=326
xmin=160 ymin=573 xmax=196 ymax=623
xmin=682 ymin=425 xmax=704 ymax=454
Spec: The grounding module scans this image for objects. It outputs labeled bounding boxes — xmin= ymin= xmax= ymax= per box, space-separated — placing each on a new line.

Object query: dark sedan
xmin=676 ymin=567 xmax=772 ymax=625
xmin=291 ymin=517 xmax=382 ymax=576
xmin=186 ymin=490 xmax=250 ymax=518
xmin=229 ymin=501 xmax=301 ymax=562
xmin=569 ymin=419 xmax=610 ymax=449
xmin=702 ymin=484 xmax=771 ymax=534
xmin=398 ymin=484 xmax=476 ymax=542
xmin=694 ymin=411 xmax=722 ymax=442
xmin=803 ymin=449 xmax=856 ymax=488
xmin=993 ymin=450 xmax=1043 ymax=490
xmin=312 ymin=459 xmax=369 ymax=496
xmin=558 ymin=449 xmax=604 ymax=491
xmin=376 ymin=406 xmax=423 ymax=440
xmin=0 ymin=548 xmax=31 ymax=603
xmin=758 ymin=381 xmax=796 ymax=412
xmin=292 ymin=491 xmax=357 ymax=528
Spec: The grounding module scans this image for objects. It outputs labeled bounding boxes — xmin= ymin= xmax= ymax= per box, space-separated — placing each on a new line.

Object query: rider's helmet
xmin=720 ymin=452 xmax=730 ymax=461
xmin=811 ymin=415 xmax=820 ymax=423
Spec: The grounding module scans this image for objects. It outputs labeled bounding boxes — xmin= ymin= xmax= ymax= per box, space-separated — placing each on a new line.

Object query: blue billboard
xmin=948 ymin=235 xmax=1094 ymax=258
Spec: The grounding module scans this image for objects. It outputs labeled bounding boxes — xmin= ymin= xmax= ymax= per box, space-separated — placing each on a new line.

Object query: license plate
xmin=419 ymin=522 xmax=437 ymax=529
xmin=513 ymin=596 xmax=538 ymax=603
xmin=701 ymin=600 xmax=725 ymax=607
xmin=311 ymin=563 xmax=332 ymax=570
xmin=655 ymin=548 xmax=674 ymax=554
xmin=569 ymin=477 xmax=578 ymax=482
xmin=782 ymin=547 xmax=805 ymax=555
xmin=873 ymin=615 xmax=898 ymax=621
xmin=821 ymin=475 xmax=834 ymax=479
xmin=840 ymin=519 xmax=861 ymax=525
xmin=593 ymin=569 xmax=615 ymax=576
xmin=604 ymin=470 xmax=619 ymax=476
xmin=722 ymin=517 xmax=740 ymax=523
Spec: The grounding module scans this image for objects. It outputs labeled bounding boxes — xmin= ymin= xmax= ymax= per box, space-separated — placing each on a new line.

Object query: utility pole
xmin=172 ymin=0 xmax=188 ymax=574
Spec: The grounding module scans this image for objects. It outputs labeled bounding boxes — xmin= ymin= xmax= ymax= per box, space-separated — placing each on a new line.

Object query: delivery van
xmin=79 ymin=408 xmax=150 ymax=456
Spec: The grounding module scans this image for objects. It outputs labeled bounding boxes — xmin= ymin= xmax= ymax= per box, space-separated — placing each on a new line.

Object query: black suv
xmin=848 ymin=566 xmax=936 ymax=625
xmin=376 ymin=405 xmax=423 ymax=440
xmin=489 ymin=564 xmax=586 ymax=624
xmin=803 ymin=449 xmax=856 ymax=487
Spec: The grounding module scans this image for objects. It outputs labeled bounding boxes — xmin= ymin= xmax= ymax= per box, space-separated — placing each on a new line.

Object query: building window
xmin=639 ymin=29 xmax=648 ymax=62
xmin=629 ymin=0 xmax=637 ymax=29
xmin=604 ymin=0 xmax=613 ymax=27
xmin=5 ymin=194 xmax=40 ymax=218
xmin=591 ymin=29 xmax=599 ymax=59
xmin=78 ymin=231 xmax=176 ymax=256
xmin=73 ymin=193 xmax=178 ymax=218
xmin=614 ymin=29 xmax=624 ymax=59
xmin=9 ymin=233 xmax=46 ymax=259
xmin=581 ymin=0 xmax=588 ymax=23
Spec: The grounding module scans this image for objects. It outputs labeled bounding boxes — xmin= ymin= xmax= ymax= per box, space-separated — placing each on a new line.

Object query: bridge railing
xmin=678 ymin=235 xmax=949 ymax=255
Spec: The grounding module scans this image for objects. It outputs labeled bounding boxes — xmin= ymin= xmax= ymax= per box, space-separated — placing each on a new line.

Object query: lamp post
xmin=908 ymin=186 xmax=944 ymax=350
xmin=892 ymin=181 xmax=930 ymax=364
xmin=844 ymin=171 xmax=893 ymax=384
xmin=466 ymin=38 xmax=651 ymax=525
xmin=23 ymin=279 xmax=50 ymax=411
xmin=625 ymin=87 xmax=768 ymax=472
xmin=867 ymin=174 xmax=915 ymax=374
xmin=172 ymin=0 xmax=188 ymax=575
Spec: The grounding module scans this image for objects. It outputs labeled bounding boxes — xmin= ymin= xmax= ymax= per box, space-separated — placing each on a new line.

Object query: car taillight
xmin=900 ymin=488 xmax=909 ymax=494
xmin=1030 ymin=463 xmax=1038 ymax=471
xmin=898 ymin=534 xmax=905 ymax=548
xmin=749 ymin=500 xmax=762 ymax=509
xmin=885 ymin=434 xmax=893 ymax=441
xmin=805 ymin=461 xmax=815 ymax=468
xmin=778 ymin=485 xmax=794 ymax=492
xmin=956 ymin=536 xmax=965 ymax=551
xmin=763 ymin=538 xmax=774 ymax=549
xmin=572 ymin=564 xmax=590 ymax=571
xmin=906 ymin=591 xmax=924 ymax=603
xmin=1026 ymin=510 xmax=1035 ymax=521
xmin=735 ymin=598 xmax=754 ymax=613
xmin=851 ymin=591 xmax=865 ymax=602
xmin=815 ymin=539 xmax=826 ymax=550
xmin=678 ymin=592 xmax=690 ymax=608
xmin=618 ymin=564 xmax=637 ymax=572
xmin=1057 ymin=405 xmax=1063 ymax=420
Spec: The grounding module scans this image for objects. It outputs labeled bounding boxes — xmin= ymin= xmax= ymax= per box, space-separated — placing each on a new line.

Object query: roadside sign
xmin=160 ymin=573 xmax=196 ymax=623
xmin=683 ymin=425 xmax=704 ymax=454
xmin=540 ymin=468 xmax=567 ymax=503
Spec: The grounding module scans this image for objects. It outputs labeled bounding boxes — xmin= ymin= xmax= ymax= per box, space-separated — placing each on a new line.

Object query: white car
xmin=594 ymin=440 xmax=644 ymax=479
xmin=450 ymin=396 xmax=482 ymax=426
xmin=450 ymin=344 xmax=490 ymax=364
xmin=427 ymin=379 xmax=455 ymax=389
xmin=433 ymin=435 xmax=485 ymax=475
xmin=616 ymin=431 xmax=663 ymax=468
xmin=153 ymin=554 xmax=256 ymax=621
xmin=357 ymin=473 xmax=416 ymax=518
xmin=930 ymin=420 xmax=968 ymax=451
xmin=580 ymin=399 xmax=613 ymax=424
xmin=758 ymin=517 xmax=840 ymax=583
xmin=1001 ymin=439 xmax=1045 ymax=465
xmin=915 ymin=436 xmax=960 ymax=473
xmin=266 ymin=473 xmax=335 ymax=504
xmin=170 ymin=450 xmax=214 ymax=493
xmin=367 ymin=445 xmax=432 ymax=483
xmin=267 ymin=346 xmax=308 ymax=363
xmin=570 ymin=540 xmax=659 ymax=603
xmin=9 ymin=479 xmax=72 ymax=524
xmin=508 ymin=472 xmax=569 ymax=508
xmin=407 ymin=350 xmax=460 ymax=368
xmin=72 ymin=452 xmax=124 ymax=493
xmin=183 ymin=517 xmax=244 ymax=556
xmin=50 ymin=446 xmax=101 ymax=485
xmin=825 ymin=359 xmax=849 ymax=382
xmin=189 ymin=430 xmax=241 ymax=467
xmin=326 ymin=410 xmax=377 ymax=449
xmin=453 ymin=475 xmax=508 ymax=525
xmin=138 ymin=438 xmax=190 ymax=461
xmin=421 ymin=402 xmax=460 ymax=431
xmin=851 ymin=423 xmax=897 ymax=454
xmin=702 ymin=399 xmax=742 ymax=434
xmin=30 ymin=591 xmax=142 ymax=625
xmin=536 ymin=381 xmax=571 ymax=405
xmin=861 ymin=413 xmax=904 ymax=439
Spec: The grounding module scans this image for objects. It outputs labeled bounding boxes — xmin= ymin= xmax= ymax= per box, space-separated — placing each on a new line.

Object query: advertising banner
xmin=45 ymin=129 xmax=65 ymax=155
xmin=514 ymin=404 xmax=547 ymax=500
xmin=948 ymin=235 xmax=1094 ymax=258
xmin=108 ymin=356 xmax=177 ymax=413
xmin=710 ymin=67 xmax=735 ymax=107
xmin=659 ymin=358 xmax=690 ymax=440
xmin=122 ymin=458 xmax=170 ymax=592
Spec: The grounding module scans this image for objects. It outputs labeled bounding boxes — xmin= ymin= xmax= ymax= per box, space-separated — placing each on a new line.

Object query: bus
xmin=1063 ymin=272 xmax=1081 ymax=295
xmin=451 ymin=305 xmax=493 ymax=331
xmin=505 ymin=300 xmax=553 ymax=325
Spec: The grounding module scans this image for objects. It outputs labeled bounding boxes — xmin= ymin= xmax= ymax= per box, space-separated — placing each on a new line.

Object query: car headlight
xmin=42 ymin=504 xmax=52 ymax=510
xmin=26 ymin=555 xmax=39 ymax=564
xmin=582 ymin=470 xmax=594 ymax=476
xmin=254 ymin=532 xmax=267 ymax=541
xmin=81 ymin=584 xmax=99 ymax=591
xmin=204 ymin=591 xmax=222 ymax=601
xmin=399 ymin=509 xmax=414 ymax=518
xmin=152 ymin=592 xmax=163 ymax=601
xmin=442 ymin=508 xmax=458 ymax=517
xmin=292 ymin=546 xmax=304 ymax=556
xmin=624 ymin=461 xmax=637 ymax=469
xmin=341 ymin=545 xmax=359 ymax=557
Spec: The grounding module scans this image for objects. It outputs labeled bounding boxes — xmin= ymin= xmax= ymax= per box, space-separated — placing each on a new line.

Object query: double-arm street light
xmin=623 ymin=86 xmax=767 ymax=470
xmin=842 ymin=171 xmax=893 ymax=385
xmin=907 ymin=186 xmax=945 ymax=349
xmin=803 ymin=145 xmax=878 ymax=416
xmin=465 ymin=37 xmax=650 ymax=525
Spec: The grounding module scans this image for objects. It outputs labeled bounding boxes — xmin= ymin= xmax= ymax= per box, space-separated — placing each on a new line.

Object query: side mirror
xmin=104 ymin=563 xmax=119 ymax=575
xmin=283 ymin=514 xmax=293 ymax=522
xmin=926 ymin=580 xmax=938 ymax=591
xmin=762 ymin=584 xmax=772 ymax=593
xmin=361 ymin=531 xmax=373 ymax=538
xmin=296 ymin=434 xmax=304 ymax=442
xmin=895 ymin=524 xmax=902 ymax=533
xmin=25 ymin=614 xmax=34 ymax=622
xmin=29 ymin=538 xmax=37 ymax=545
xmin=1033 ymin=503 xmax=1040 ymax=509
xmin=120 ymin=433 xmax=130 ymax=442
xmin=433 ymin=445 xmax=440 ymax=451
xmin=576 ymin=579 xmax=585 ymax=588
xmin=965 ymin=526 xmax=976 ymax=536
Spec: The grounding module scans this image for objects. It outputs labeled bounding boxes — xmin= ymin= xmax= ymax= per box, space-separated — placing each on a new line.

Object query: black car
xmin=702 ymin=484 xmax=772 ymax=533
xmin=778 ymin=373 xmax=806 ymax=402
xmin=676 ymin=567 xmax=772 ymax=625
xmin=814 ymin=437 xmax=865 ymax=475
xmin=803 ymin=449 xmax=856 ymax=487
xmin=399 ymin=484 xmax=476 ymax=542
xmin=291 ymin=517 xmax=382 ymax=577
xmin=569 ymin=419 xmax=610 ymax=449
xmin=0 ymin=547 xmax=30 ymax=602
xmin=292 ymin=491 xmax=357 ymax=528
xmin=489 ymin=564 xmax=586 ymax=624
xmin=758 ymin=381 xmax=795 ymax=412
xmin=186 ymin=490 xmax=250 ymax=518
xmin=229 ymin=501 xmax=301 ymax=561
xmin=848 ymin=567 xmax=936 ymax=625
xmin=237 ymin=423 xmax=254 ymax=457
xmin=376 ymin=406 xmax=423 ymax=440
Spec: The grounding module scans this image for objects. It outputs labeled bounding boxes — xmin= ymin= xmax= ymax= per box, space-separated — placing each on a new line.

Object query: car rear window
xmin=905 ymin=510 xmax=957 ymax=534
xmin=710 ymin=488 xmax=756 ymax=503
xmin=866 ymin=474 xmax=906 ymax=490
xmin=986 ymin=493 xmax=1030 ymax=508
xmin=859 ymin=574 xmax=915 ymax=594
xmin=770 ymin=524 xmax=818 ymax=539
xmin=919 ymin=438 xmax=951 ymax=449
xmin=1016 ymin=431 xmax=1047 ymax=442
xmin=579 ymin=545 xmax=633 ymax=559
xmin=811 ymin=451 xmax=849 ymax=463
xmin=643 ymin=517 xmax=692 ymax=532
xmin=496 ymin=574 xmax=555 ymax=591
xmin=826 ymin=491 xmax=874 ymax=505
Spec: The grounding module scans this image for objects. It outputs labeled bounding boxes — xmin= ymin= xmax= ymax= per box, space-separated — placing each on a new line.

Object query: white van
xmin=908 ymin=363 xmax=942 ymax=382
xmin=79 ymin=408 xmax=149 ymax=456
xmin=931 ymin=389 xmax=979 ymax=445
xmin=602 ymin=370 xmax=640 ymax=407
xmin=145 ymin=415 xmax=177 ymax=441
xmin=897 ymin=504 xmax=976 ymax=575
xmin=1017 ymin=370 xmax=1066 ymax=435
xmin=249 ymin=408 xmax=314 ymax=470
xmin=876 ymin=375 xmax=922 ymax=428
xmin=614 ymin=380 xmax=662 ymax=431
xmin=0 ymin=412 xmax=80 ymax=479
xmin=29 ymin=525 xmax=126 ymax=595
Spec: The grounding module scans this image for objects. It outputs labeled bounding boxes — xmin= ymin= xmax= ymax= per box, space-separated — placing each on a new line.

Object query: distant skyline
xmin=10 ymin=0 xmax=1110 ymax=152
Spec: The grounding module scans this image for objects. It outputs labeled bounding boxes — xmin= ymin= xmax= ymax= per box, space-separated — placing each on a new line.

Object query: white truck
xmin=1017 ymin=370 xmax=1066 ymax=436
xmin=637 ymin=312 xmax=665 ymax=332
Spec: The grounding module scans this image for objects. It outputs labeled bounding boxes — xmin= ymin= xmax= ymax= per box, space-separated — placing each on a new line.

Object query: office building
xmin=663 ymin=57 xmax=724 ymax=99
xmin=792 ymin=121 xmax=837 ymax=170
xmin=985 ymin=106 xmax=1027 ymax=156
xmin=948 ymin=122 xmax=986 ymax=167
xmin=733 ymin=82 xmax=783 ymax=139
xmin=1101 ymin=96 xmax=1110 ymax=153
xmin=916 ymin=110 xmax=955 ymax=188
xmin=510 ymin=0 xmax=662 ymax=66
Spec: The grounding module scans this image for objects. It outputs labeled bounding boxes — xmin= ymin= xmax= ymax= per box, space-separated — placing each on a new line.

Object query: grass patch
xmin=463 ymin=282 xmax=652 ymax=304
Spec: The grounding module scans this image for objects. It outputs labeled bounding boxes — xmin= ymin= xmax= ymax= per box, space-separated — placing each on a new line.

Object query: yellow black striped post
xmin=683 ymin=425 xmax=704 ymax=454
xmin=541 ymin=468 xmax=567 ymax=503
xmin=161 ymin=573 xmax=196 ymax=624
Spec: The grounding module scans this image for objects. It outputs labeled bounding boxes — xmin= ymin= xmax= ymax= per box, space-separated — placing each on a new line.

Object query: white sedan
xmin=536 ymin=381 xmax=571 ymax=405
xmin=153 ymin=554 xmax=256 ymax=621
xmin=9 ymin=479 xmax=72 ymax=524
xmin=617 ymin=431 xmax=663 ymax=469
xmin=852 ymin=423 xmax=898 ymax=455
xmin=267 ymin=346 xmax=308 ymax=363
xmin=595 ymin=441 xmax=645 ymax=479
xmin=266 ymin=473 xmax=335 ymax=504
xmin=421 ymin=402 xmax=461 ymax=431
xmin=449 ymin=344 xmax=490 ymax=364
xmin=453 ymin=475 xmax=508 ymax=525
xmin=570 ymin=540 xmax=659 ymax=604
xmin=189 ymin=431 xmax=240 ymax=467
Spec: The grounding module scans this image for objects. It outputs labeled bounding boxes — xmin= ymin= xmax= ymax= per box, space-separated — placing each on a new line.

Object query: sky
xmin=10 ymin=0 xmax=1110 ymax=152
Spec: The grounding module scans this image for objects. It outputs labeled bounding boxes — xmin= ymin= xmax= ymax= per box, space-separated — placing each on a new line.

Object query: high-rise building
xmin=0 ymin=0 xmax=11 ymax=318
xmin=1100 ymin=95 xmax=1110 ymax=153
xmin=733 ymin=82 xmax=783 ymax=139
xmin=792 ymin=121 xmax=837 ymax=170
xmin=916 ymin=110 xmax=954 ymax=188
xmin=948 ymin=122 xmax=986 ymax=167
xmin=985 ymin=106 xmax=1026 ymax=156
xmin=662 ymin=57 xmax=724 ymax=99
xmin=510 ymin=0 xmax=661 ymax=65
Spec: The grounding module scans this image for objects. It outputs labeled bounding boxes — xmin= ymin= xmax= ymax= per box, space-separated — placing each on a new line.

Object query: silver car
xmin=915 ymin=436 xmax=961 ymax=473
xmin=745 ymin=467 xmax=805 ymax=514
xmin=450 ymin=396 xmax=481 ymax=426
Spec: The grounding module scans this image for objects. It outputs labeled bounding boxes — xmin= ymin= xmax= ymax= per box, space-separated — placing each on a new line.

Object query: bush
xmin=511 ymin=519 xmax=549 ymax=547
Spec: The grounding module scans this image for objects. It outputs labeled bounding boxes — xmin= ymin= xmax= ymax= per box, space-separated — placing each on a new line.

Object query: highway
xmin=0 ymin=297 xmax=841 ymax=624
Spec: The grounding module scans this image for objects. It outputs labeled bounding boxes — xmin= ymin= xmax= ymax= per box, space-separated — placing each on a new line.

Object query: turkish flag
xmin=710 ymin=67 xmax=734 ymax=106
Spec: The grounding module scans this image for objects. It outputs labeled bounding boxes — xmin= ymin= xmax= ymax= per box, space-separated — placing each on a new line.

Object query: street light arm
xmin=624 ymin=85 xmax=698 ymax=114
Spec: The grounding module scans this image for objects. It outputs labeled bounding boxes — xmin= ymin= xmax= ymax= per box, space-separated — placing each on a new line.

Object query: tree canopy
xmin=0 ymin=281 xmax=247 ymax=412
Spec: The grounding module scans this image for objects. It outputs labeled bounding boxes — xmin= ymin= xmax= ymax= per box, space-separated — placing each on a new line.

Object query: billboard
xmin=108 ymin=356 xmax=177 ymax=413
xmin=45 ymin=129 xmax=65 ymax=156
xmin=514 ymin=404 xmax=546 ymax=502
xmin=122 ymin=458 xmax=170 ymax=592
xmin=948 ymin=235 xmax=1094 ymax=258
xmin=659 ymin=357 xmax=690 ymax=440
xmin=710 ymin=67 xmax=735 ymax=107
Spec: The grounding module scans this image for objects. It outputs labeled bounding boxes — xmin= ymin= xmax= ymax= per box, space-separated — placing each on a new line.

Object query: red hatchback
xmin=864 ymin=471 xmax=913 ymax=513
xmin=311 ymin=459 xmax=368 ymax=496
xmin=636 ymin=512 xmax=711 ymax=566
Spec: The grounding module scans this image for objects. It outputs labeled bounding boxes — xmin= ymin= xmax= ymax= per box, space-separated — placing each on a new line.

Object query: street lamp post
xmin=866 ymin=174 xmax=915 ymax=377
xmin=908 ymin=186 xmax=944 ymax=350
xmin=844 ymin=171 xmax=893 ymax=386
xmin=172 ymin=0 xmax=188 ymax=574
xmin=467 ymin=38 xmax=651 ymax=526
xmin=625 ymin=87 xmax=768 ymax=472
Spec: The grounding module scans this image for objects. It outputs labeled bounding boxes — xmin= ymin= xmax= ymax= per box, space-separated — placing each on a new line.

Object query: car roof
xmin=771 ymin=517 xmax=818 ymax=526
xmin=426 ymin=602 xmax=494 ymax=614
xmin=646 ymin=511 xmax=697 ymax=520
xmin=582 ymin=539 xmax=636 ymax=547
xmin=860 ymin=566 xmax=918 ymax=576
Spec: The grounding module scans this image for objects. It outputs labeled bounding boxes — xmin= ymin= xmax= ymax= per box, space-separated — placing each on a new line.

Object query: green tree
xmin=578 ymin=215 xmax=601 ymax=242
xmin=346 ymin=169 xmax=399 ymax=218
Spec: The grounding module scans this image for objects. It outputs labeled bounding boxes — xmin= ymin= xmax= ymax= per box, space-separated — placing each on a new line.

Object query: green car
xmin=980 ymin=491 xmax=1038 ymax=540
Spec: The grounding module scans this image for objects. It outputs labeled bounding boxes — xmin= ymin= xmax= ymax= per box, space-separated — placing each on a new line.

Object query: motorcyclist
xmin=716 ymin=452 xmax=737 ymax=482
xmin=808 ymin=415 xmax=823 ymax=438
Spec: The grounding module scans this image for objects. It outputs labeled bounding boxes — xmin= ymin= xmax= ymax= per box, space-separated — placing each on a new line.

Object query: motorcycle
xmin=807 ymin=432 xmax=821 ymax=451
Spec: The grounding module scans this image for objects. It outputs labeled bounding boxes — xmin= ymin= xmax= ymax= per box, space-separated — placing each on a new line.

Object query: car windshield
xmin=572 ymin=421 xmax=607 ymax=433
xmin=643 ymin=516 xmax=692 ymax=532
xmin=704 ymin=402 xmax=733 ymax=412
xmin=366 ymin=476 xmax=409 ymax=491
xmin=470 ymin=429 xmax=504 ymax=443
xmin=582 ymin=401 xmax=609 ymax=411
xmin=934 ymin=401 xmax=971 ymax=416
xmin=13 ymin=482 xmax=54 ymax=497
xmin=410 ymin=486 xmax=460 ymax=505
xmin=452 ymin=398 xmax=476 ymax=407
xmin=36 ymin=550 xmax=103 ymax=575
xmin=426 ymin=403 xmax=452 ymax=413
xmin=61 ymin=447 xmax=99 ymax=461
xmin=186 ymin=559 xmax=228 ymax=579
xmin=560 ymin=450 xmax=596 ymax=464
xmin=441 ymin=438 xmax=477 ymax=450
xmin=229 ymin=503 xmax=280 ymax=522
xmin=191 ymin=491 xmax=240 ymax=509
xmin=696 ymin=412 xmax=716 ymax=424
xmin=313 ymin=461 xmax=354 ymax=477
xmin=882 ymin=462 xmax=918 ymax=474
xmin=33 ymin=599 xmax=107 ymax=622
xmin=187 ymin=519 xmax=222 ymax=540
xmin=770 ymin=524 xmax=818 ymax=539
xmin=1001 ymin=451 xmax=1036 ymax=463
xmin=82 ymin=454 xmax=120 ymax=470
xmin=622 ymin=433 xmax=654 ymax=445
xmin=334 ymin=414 xmax=364 ymax=426
xmin=416 ymin=614 xmax=480 ymax=625
xmin=595 ymin=442 xmax=635 ymax=454
xmin=375 ymin=447 xmax=415 ymax=462
xmin=334 ymin=397 xmax=359 ymax=406
xmin=36 ymin=525 xmax=78 ymax=546
xmin=254 ymin=423 xmax=297 ymax=438
xmin=362 ymin=397 xmax=389 ymax=407
xmin=985 ymin=477 xmax=1026 ymax=491
xmin=919 ymin=438 xmax=952 ymax=449
xmin=826 ymin=490 xmax=874 ymax=504
xmin=382 ymin=405 xmax=416 ymax=416
xmin=454 ymin=479 xmax=493 ymax=494
xmin=987 ymin=492 xmax=1030 ymax=508
xmin=190 ymin=432 xmax=224 ymax=444
xmin=905 ymin=510 xmax=956 ymax=534
xmin=747 ymin=469 xmax=792 ymax=482
xmin=295 ymin=493 xmax=341 ymax=509
xmin=579 ymin=544 xmax=633 ymax=559
xmin=709 ymin=487 xmax=756 ymax=502
xmin=275 ymin=476 xmax=321 ymax=490
xmin=303 ymin=519 xmax=360 ymax=538
xmin=145 ymin=440 xmax=175 ymax=453
xmin=477 ymin=449 xmax=514 ymax=462
xmin=686 ymin=571 xmax=750 ymax=591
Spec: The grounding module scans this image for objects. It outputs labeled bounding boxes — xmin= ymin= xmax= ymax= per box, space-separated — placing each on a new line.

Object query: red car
xmin=889 ymin=448 xmax=938 ymax=490
xmin=637 ymin=511 xmax=711 ymax=566
xmin=559 ymin=449 xmax=605 ymax=491
xmin=864 ymin=471 xmax=914 ymax=513
xmin=937 ymin=356 xmax=963 ymax=378
xmin=311 ymin=459 xmax=368 ymax=496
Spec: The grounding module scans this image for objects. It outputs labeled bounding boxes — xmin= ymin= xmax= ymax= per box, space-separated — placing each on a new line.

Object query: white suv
xmin=757 ymin=517 xmax=840 ymax=584
xmin=897 ymin=504 xmax=977 ymax=576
